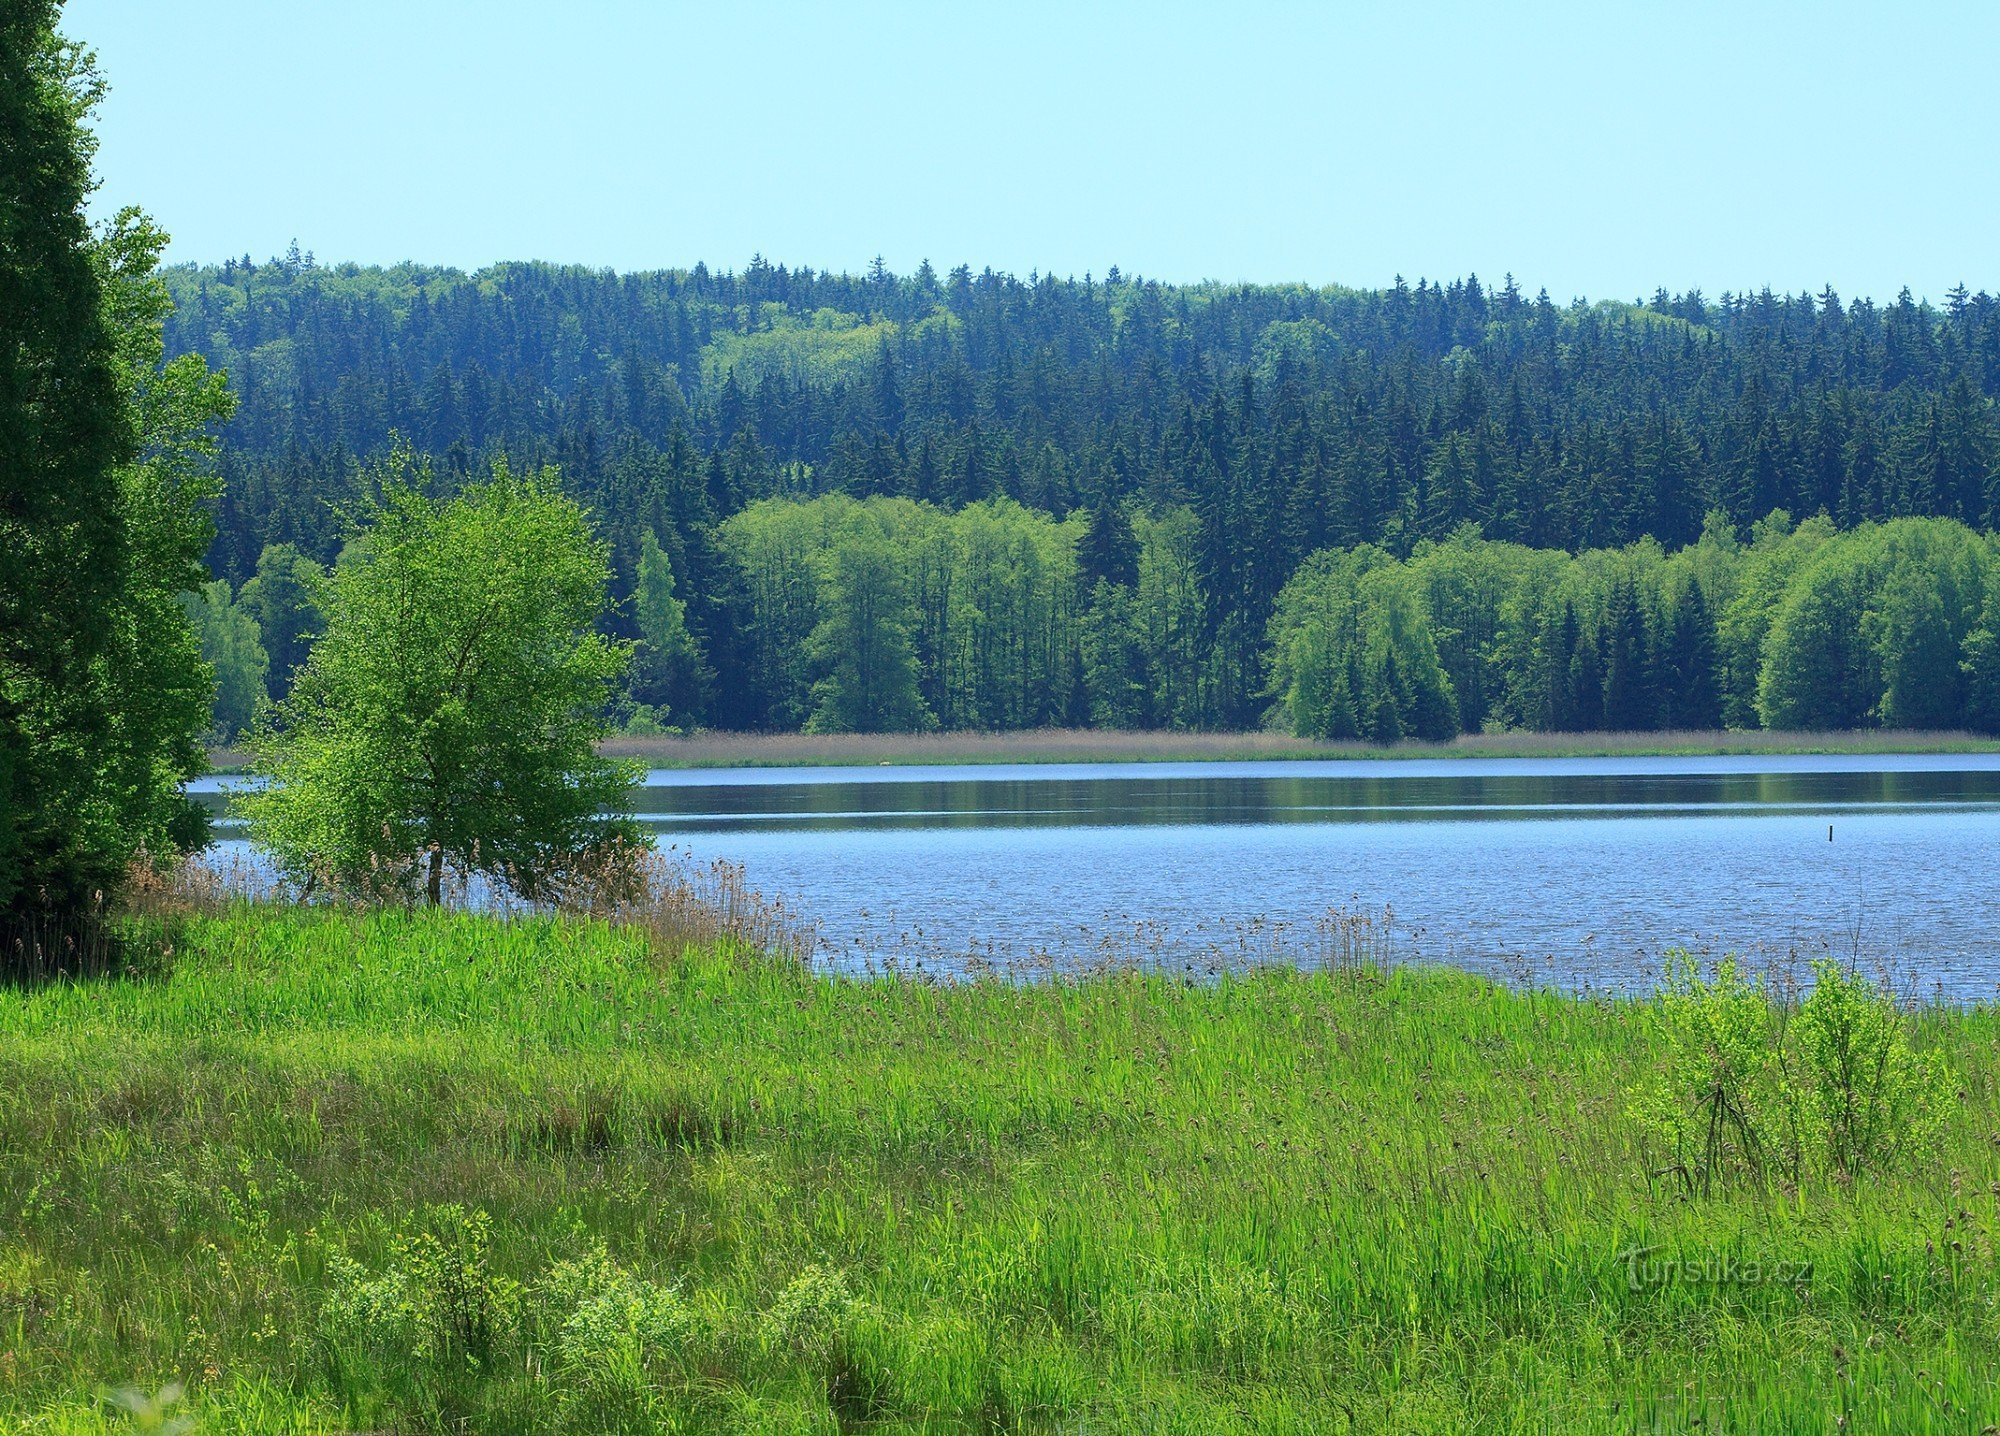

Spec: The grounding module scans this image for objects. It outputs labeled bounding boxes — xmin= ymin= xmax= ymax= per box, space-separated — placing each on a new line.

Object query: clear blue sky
xmin=64 ymin=0 xmax=2000 ymax=304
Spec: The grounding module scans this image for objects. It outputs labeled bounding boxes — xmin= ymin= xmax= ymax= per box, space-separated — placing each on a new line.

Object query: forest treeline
xmin=164 ymin=257 xmax=2000 ymax=737
xmin=192 ymin=494 xmax=2000 ymax=740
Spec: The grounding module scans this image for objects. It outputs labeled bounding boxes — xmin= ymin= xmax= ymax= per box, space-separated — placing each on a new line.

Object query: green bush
xmin=540 ymin=1244 xmax=701 ymax=1428
xmin=1633 ymin=951 xmax=1954 ymax=1191
xmin=1783 ymin=958 xmax=1953 ymax=1180
xmin=323 ymin=1205 xmax=520 ymax=1370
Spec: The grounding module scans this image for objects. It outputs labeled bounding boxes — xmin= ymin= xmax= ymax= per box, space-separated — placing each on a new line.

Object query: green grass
xmin=2 ymin=909 xmax=1996 ymax=1432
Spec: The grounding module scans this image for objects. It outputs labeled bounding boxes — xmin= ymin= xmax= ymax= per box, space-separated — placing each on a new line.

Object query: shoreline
xmin=597 ymin=726 xmax=2000 ymax=769
xmin=207 ymin=726 xmax=2000 ymax=773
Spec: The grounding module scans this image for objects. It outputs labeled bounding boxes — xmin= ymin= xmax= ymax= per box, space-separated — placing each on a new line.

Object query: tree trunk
xmin=426 ymin=847 xmax=444 ymax=907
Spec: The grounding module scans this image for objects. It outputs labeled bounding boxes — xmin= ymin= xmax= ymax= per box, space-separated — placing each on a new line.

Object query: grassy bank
xmin=207 ymin=728 xmax=2000 ymax=774
xmin=603 ymin=727 xmax=2000 ymax=770
xmin=2 ymin=910 xmax=1994 ymax=1433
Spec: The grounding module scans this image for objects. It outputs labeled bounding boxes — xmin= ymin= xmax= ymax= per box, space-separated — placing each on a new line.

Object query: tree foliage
xmin=164 ymin=254 xmax=2000 ymax=736
xmin=1270 ymin=515 xmax=2000 ymax=738
xmin=1 ymin=12 xmax=228 ymax=928
xmin=244 ymin=457 xmax=635 ymax=904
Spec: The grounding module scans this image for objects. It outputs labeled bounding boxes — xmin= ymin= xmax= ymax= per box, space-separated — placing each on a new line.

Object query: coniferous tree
xmin=2 ymin=14 xmax=226 ymax=933
xmin=1660 ymin=582 xmax=1722 ymax=729
xmin=1600 ymin=578 xmax=1654 ymax=731
xmin=1 ymin=5 xmax=131 ymax=925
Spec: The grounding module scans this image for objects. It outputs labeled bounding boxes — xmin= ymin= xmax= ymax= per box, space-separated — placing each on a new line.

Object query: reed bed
xmin=1 ymin=907 xmax=1995 ymax=1432
xmin=597 ymin=726 xmax=2000 ymax=770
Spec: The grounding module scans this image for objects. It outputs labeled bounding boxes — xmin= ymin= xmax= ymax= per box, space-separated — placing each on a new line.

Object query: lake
xmin=198 ymin=754 xmax=2000 ymax=996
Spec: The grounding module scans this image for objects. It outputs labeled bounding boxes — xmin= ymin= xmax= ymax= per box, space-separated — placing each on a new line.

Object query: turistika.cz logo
xmin=1617 ymin=1245 xmax=1813 ymax=1292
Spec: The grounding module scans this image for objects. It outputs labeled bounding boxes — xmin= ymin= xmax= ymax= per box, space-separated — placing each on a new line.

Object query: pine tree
xmin=1567 ymin=626 xmax=1605 ymax=732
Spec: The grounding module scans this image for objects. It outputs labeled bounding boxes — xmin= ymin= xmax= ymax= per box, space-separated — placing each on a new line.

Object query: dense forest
xmin=164 ymin=255 xmax=2000 ymax=735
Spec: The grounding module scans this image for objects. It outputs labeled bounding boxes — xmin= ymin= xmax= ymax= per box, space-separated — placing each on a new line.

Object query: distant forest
xmin=166 ymin=255 xmax=2000 ymax=735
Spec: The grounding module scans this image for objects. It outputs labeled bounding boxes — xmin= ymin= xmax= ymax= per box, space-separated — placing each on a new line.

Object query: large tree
xmin=244 ymin=456 xmax=637 ymax=905
xmin=0 ymin=7 xmax=130 ymax=924
xmin=1 ymin=10 xmax=226 ymax=935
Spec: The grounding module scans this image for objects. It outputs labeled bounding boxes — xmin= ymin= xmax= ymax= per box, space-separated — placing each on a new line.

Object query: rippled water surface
xmin=199 ymin=754 xmax=2000 ymax=994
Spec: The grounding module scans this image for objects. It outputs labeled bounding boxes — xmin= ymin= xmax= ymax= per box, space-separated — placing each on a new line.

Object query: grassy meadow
xmin=2 ymin=908 xmax=1995 ymax=1433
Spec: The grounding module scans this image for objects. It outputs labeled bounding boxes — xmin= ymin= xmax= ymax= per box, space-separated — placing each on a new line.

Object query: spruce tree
xmin=1601 ymin=578 xmax=1654 ymax=731
xmin=1079 ymin=487 xmax=1139 ymax=591
xmin=1 ymin=8 xmax=135 ymax=926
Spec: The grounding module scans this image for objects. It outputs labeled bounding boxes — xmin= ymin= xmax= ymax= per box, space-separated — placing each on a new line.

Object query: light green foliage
xmin=1267 ymin=546 xmax=1457 ymax=741
xmin=699 ymin=307 xmax=897 ymax=390
xmin=722 ymin=495 xmax=1088 ymax=733
xmin=708 ymin=492 xmax=2000 ymax=740
xmin=1268 ymin=515 xmax=2000 ymax=740
xmin=236 ymin=543 xmax=323 ymax=700
xmin=543 ymin=1244 xmax=700 ymax=1422
xmin=1131 ymin=506 xmax=1211 ymax=728
xmin=1629 ymin=954 xmax=1783 ymax=1194
xmin=1962 ymin=579 xmax=2000 ymax=733
xmin=1634 ymin=951 xmax=1954 ymax=1191
xmin=1757 ymin=519 xmax=1993 ymax=729
xmin=1786 ymin=959 xmax=1953 ymax=1180
xmin=803 ymin=510 xmax=933 ymax=733
xmin=325 ymin=1205 xmax=521 ymax=1369
xmin=88 ymin=209 xmax=236 ymax=857
xmin=244 ymin=455 xmax=636 ymax=903
xmin=1717 ymin=512 xmax=1835 ymax=726
xmin=628 ymin=529 xmax=706 ymax=730
xmin=761 ymin=1264 xmax=864 ymax=1364
xmin=3 ymin=908 xmax=1997 ymax=1430
xmin=181 ymin=579 xmax=267 ymax=741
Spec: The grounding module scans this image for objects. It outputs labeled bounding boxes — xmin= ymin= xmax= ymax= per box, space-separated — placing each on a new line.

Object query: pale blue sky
xmin=64 ymin=0 xmax=2000 ymax=303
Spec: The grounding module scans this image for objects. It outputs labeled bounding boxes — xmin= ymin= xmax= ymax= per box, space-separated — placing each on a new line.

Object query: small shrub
xmin=323 ymin=1205 xmax=520 ymax=1369
xmin=1782 ymin=957 xmax=1953 ymax=1179
xmin=1632 ymin=951 xmax=1954 ymax=1192
xmin=763 ymin=1264 xmax=862 ymax=1362
xmin=538 ymin=1244 xmax=699 ymax=1427
xmin=1630 ymin=953 xmax=1779 ymax=1195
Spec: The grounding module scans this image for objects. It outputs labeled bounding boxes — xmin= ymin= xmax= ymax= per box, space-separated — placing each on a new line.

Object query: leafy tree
xmin=245 ymin=457 xmax=636 ymax=905
xmin=0 ymin=9 xmax=134 ymax=923
xmin=237 ymin=543 xmax=323 ymax=699
xmin=1962 ymin=583 xmax=2000 ymax=734
xmin=802 ymin=514 xmax=933 ymax=734
xmin=1268 ymin=548 xmax=1454 ymax=741
xmin=628 ymin=528 xmax=709 ymax=728
xmin=1756 ymin=550 xmax=1875 ymax=730
xmin=183 ymin=579 xmax=267 ymax=741
xmin=89 ymin=209 xmax=235 ymax=856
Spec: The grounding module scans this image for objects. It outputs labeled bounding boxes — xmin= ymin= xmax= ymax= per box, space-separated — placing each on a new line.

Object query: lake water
xmin=198 ymin=754 xmax=2000 ymax=996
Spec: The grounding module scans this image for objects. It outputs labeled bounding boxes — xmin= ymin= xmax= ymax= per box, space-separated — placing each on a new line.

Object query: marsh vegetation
xmin=0 ymin=872 xmax=1985 ymax=1434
